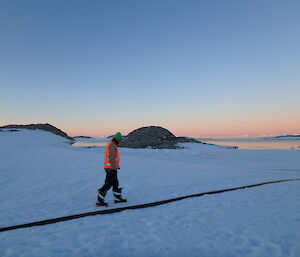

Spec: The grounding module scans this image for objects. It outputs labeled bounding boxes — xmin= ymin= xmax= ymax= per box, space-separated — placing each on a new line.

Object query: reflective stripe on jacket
xmin=103 ymin=141 xmax=120 ymax=169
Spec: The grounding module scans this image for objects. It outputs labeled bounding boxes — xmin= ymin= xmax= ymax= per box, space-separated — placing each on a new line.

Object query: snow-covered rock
xmin=0 ymin=123 xmax=74 ymax=140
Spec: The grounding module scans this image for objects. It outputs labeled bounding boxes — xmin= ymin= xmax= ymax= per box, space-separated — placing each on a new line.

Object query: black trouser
xmin=100 ymin=169 xmax=119 ymax=193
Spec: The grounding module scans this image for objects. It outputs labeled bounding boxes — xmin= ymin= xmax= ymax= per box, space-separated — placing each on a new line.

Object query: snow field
xmin=0 ymin=182 xmax=299 ymax=257
xmin=0 ymin=129 xmax=299 ymax=256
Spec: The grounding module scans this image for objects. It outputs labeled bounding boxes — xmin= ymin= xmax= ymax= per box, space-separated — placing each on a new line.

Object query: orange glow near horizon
xmin=65 ymin=121 xmax=300 ymax=138
xmin=0 ymin=120 xmax=298 ymax=138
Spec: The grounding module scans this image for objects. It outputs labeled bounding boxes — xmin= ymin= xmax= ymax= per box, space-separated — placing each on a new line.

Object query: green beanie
xmin=113 ymin=132 xmax=122 ymax=140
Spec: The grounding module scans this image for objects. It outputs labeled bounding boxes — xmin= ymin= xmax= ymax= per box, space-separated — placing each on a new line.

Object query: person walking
xmin=96 ymin=132 xmax=127 ymax=206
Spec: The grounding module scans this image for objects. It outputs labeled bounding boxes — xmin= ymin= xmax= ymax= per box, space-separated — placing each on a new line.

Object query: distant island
xmin=0 ymin=129 xmax=19 ymax=132
xmin=275 ymin=135 xmax=300 ymax=138
xmin=73 ymin=136 xmax=95 ymax=139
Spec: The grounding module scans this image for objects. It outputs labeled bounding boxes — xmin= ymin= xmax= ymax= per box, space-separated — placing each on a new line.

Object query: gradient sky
xmin=1 ymin=0 xmax=299 ymax=137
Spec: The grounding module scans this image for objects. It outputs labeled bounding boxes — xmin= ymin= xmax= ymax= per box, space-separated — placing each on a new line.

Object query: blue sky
xmin=1 ymin=0 xmax=299 ymax=137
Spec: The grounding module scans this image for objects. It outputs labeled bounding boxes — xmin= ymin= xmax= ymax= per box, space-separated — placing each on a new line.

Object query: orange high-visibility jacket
xmin=103 ymin=141 xmax=120 ymax=169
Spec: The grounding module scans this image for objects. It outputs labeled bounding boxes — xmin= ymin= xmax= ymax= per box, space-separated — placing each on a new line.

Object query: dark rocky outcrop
xmin=73 ymin=136 xmax=94 ymax=139
xmin=0 ymin=129 xmax=19 ymax=132
xmin=0 ymin=123 xmax=74 ymax=140
xmin=118 ymin=126 xmax=201 ymax=149
xmin=275 ymin=135 xmax=300 ymax=138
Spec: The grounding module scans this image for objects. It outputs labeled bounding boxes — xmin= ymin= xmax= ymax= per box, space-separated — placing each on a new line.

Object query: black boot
xmin=96 ymin=189 xmax=108 ymax=207
xmin=113 ymin=188 xmax=127 ymax=203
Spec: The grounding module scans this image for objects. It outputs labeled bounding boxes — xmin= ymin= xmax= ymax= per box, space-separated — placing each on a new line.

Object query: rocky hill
xmin=0 ymin=123 xmax=74 ymax=140
xmin=119 ymin=126 xmax=200 ymax=149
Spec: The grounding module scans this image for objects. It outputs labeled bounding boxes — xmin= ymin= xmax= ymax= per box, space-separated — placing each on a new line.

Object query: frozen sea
xmin=72 ymin=136 xmax=300 ymax=150
xmin=200 ymin=137 xmax=300 ymax=150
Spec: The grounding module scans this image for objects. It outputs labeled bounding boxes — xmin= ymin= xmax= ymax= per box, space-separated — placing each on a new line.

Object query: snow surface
xmin=0 ymin=129 xmax=299 ymax=257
